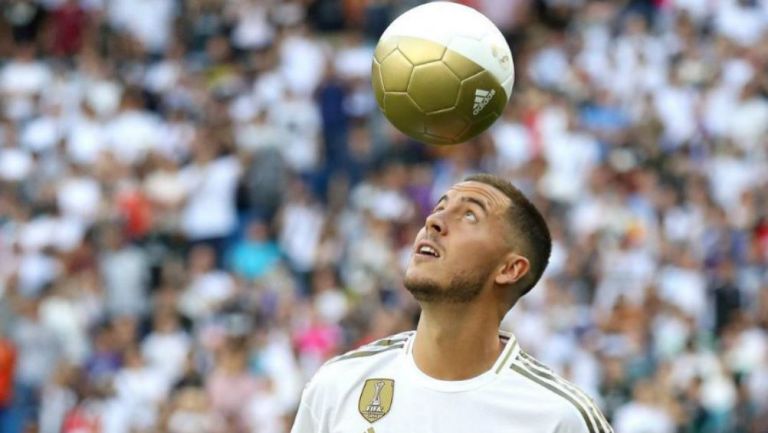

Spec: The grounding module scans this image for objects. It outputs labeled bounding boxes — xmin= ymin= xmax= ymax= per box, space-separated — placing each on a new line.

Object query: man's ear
xmin=494 ymin=253 xmax=530 ymax=287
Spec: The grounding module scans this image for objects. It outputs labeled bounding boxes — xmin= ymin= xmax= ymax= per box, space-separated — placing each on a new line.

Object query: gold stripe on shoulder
xmin=328 ymin=343 xmax=405 ymax=364
xmin=495 ymin=339 xmax=518 ymax=374
xmin=511 ymin=353 xmax=610 ymax=433
xmin=370 ymin=334 xmax=411 ymax=348
xmin=518 ymin=352 xmax=611 ymax=432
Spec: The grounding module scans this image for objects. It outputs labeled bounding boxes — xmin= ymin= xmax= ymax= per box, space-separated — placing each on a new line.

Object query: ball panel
xmin=380 ymin=50 xmax=413 ymax=92
xmin=408 ymin=62 xmax=461 ymax=113
xmin=371 ymin=61 xmax=385 ymax=108
xmin=382 ymin=2 xmax=489 ymax=43
xmin=447 ymin=34 xmax=513 ymax=100
xmin=379 ymin=1 xmax=513 ymax=100
xmin=380 ymin=2 xmax=455 ymax=46
xmin=442 ymin=48 xmax=484 ymax=80
xmin=480 ymin=31 xmax=514 ymax=97
xmin=374 ymin=37 xmax=399 ymax=63
xmin=501 ymin=73 xmax=515 ymax=102
xmin=422 ymin=132 xmax=458 ymax=146
xmin=425 ymin=110 xmax=470 ymax=141
xmin=455 ymin=70 xmax=506 ymax=117
xmin=397 ymin=37 xmax=446 ymax=65
xmin=457 ymin=110 xmax=502 ymax=143
xmin=453 ymin=70 xmax=506 ymax=142
xmin=382 ymin=93 xmax=425 ymax=137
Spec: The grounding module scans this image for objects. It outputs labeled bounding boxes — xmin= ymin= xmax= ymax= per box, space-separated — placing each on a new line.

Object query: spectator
xmin=227 ymin=219 xmax=282 ymax=282
xmin=206 ymin=337 xmax=262 ymax=432
xmin=613 ymin=380 xmax=676 ymax=433
xmin=179 ymin=244 xmax=236 ymax=321
xmin=49 ymin=0 xmax=88 ymax=57
xmin=111 ymin=345 xmax=170 ymax=432
xmin=0 ymin=324 xmax=16 ymax=431
xmin=10 ymin=295 xmax=62 ymax=433
xmin=179 ymin=133 xmax=242 ymax=250
xmin=141 ymin=309 xmax=191 ymax=384
xmin=165 ymin=385 xmax=225 ymax=433
xmin=98 ymin=225 xmax=150 ymax=318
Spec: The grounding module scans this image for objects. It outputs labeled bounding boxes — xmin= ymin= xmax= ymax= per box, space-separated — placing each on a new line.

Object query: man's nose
xmin=425 ymin=211 xmax=447 ymax=236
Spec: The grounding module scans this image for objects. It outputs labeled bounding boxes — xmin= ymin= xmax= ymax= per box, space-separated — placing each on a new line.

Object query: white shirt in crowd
xmin=0 ymin=146 xmax=34 ymax=182
xmin=268 ymin=95 xmax=322 ymax=173
xmin=57 ymin=175 xmax=103 ymax=225
xmin=230 ymin=0 xmax=276 ymax=50
xmin=106 ymin=109 xmax=162 ymax=165
xmin=279 ymin=33 xmax=327 ymax=96
xmin=108 ymin=0 xmax=177 ymax=53
xmin=657 ymin=263 xmax=707 ymax=324
xmin=112 ymin=364 xmax=171 ymax=431
xmin=180 ymin=155 xmax=242 ymax=241
xmin=279 ymin=201 xmax=325 ymax=273
xmin=727 ymin=95 xmax=768 ymax=153
xmin=100 ymin=244 xmax=150 ymax=317
xmin=491 ymin=118 xmax=534 ymax=171
xmin=595 ymin=245 xmax=656 ymax=312
xmin=653 ymin=83 xmax=698 ymax=146
xmin=540 ymin=129 xmax=600 ymax=203
xmin=39 ymin=294 xmax=90 ymax=364
xmin=18 ymin=251 xmax=61 ymax=297
xmin=21 ymin=110 xmax=62 ymax=153
xmin=141 ymin=330 xmax=191 ymax=383
xmin=66 ymin=113 xmax=107 ymax=165
xmin=179 ymin=271 xmax=236 ymax=320
xmin=0 ymin=58 xmax=52 ymax=96
xmin=715 ymin=0 xmax=768 ymax=46
xmin=613 ymin=400 xmax=675 ymax=433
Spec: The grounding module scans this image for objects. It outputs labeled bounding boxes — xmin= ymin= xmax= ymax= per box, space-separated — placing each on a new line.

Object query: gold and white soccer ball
xmin=371 ymin=1 xmax=514 ymax=145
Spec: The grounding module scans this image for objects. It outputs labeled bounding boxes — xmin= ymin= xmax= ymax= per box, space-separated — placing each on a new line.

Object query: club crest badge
xmin=358 ymin=379 xmax=394 ymax=423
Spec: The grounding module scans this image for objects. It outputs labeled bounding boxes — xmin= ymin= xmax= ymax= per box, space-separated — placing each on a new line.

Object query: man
xmin=291 ymin=174 xmax=613 ymax=433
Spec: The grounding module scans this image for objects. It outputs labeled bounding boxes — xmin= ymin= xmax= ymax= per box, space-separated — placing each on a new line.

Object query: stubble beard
xmin=404 ymin=269 xmax=486 ymax=304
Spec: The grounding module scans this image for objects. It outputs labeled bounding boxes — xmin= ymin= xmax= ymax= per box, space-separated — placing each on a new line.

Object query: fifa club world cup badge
xmin=358 ymin=379 xmax=395 ymax=423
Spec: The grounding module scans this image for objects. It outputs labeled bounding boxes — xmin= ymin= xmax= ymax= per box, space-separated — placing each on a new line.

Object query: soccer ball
xmin=371 ymin=1 xmax=514 ymax=145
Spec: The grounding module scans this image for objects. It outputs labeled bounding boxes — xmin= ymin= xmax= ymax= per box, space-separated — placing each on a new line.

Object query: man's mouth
xmin=415 ymin=242 xmax=441 ymax=258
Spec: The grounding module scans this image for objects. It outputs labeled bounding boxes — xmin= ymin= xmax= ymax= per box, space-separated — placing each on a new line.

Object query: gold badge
xmin=358 ymin=379 xmax=394 ymax=423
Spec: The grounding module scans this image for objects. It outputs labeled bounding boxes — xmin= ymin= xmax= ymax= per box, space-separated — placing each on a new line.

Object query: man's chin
xmin=403 ymin=270 xmax=444 ymax=302
xmin=404 ymin=281 xmax=441 ymax=303
xmin=403 ymin=269 xmax=484 ymax=304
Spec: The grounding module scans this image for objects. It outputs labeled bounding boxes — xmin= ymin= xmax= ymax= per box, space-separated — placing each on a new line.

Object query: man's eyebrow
xmin=462 ymin=196 xmax=488 ymax=214
xmin=434 ymin=194 xmax=488 ymax=214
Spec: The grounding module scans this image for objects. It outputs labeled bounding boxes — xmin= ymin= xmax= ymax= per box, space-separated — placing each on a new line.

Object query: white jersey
xmin=291 ymin=330 xmax=612 ymax=433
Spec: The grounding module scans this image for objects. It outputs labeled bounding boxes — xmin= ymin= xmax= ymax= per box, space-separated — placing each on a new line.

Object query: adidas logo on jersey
xmin=473 ymin=88 xmax=495 ymax=115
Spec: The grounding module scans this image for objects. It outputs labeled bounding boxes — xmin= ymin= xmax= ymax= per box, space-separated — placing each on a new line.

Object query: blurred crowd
xmin=0 ymin=0 xmax=766 ymax=432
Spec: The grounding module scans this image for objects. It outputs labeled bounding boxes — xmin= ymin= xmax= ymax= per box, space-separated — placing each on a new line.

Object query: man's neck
xmin=412 ymin=304 xmax=503 ymax=381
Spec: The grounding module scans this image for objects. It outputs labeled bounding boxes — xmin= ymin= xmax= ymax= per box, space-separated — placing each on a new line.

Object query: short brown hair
xmin=463 ymin=173 xmax=551 ymax=297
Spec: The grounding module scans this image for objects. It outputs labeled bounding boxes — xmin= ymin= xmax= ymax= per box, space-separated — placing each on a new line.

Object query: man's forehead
xmin=443 ymin=181 xmax=511 ymax=209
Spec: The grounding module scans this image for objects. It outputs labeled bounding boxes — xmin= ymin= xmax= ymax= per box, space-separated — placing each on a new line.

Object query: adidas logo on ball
xmin=473 ymin=89 xmax=495 ymax=115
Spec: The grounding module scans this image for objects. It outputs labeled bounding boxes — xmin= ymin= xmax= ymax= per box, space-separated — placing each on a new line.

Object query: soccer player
xmin=290 ymin=173 xmax=613 ymax=433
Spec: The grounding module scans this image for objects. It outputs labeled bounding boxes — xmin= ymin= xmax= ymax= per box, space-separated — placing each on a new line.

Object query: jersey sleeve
xmin=554 ymin=399 xmax=614 ymax=433
xmin=290 ymin=399 xmax=323 ymax=433
xmin=290 ymin=371 xmax=330 ymax=433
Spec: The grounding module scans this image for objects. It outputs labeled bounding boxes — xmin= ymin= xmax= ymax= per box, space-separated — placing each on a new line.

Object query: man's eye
xmin=464 ymin=210 xmax=477 ymax=221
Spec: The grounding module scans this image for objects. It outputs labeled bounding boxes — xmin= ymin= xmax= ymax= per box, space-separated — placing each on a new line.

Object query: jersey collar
xmin=401 ymin=330 xmax=520 ymax=392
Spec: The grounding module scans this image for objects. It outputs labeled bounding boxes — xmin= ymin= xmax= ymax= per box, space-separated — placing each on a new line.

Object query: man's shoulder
xmin=298 ymin=331 xmax=414 ymax=420
xmin=310 ymin=331 xmax=414 ymax=386
xmin=505 ymin=349 xmax=613 ymax=433
xmin=325 ymin=330 xmax=414 ymax=369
